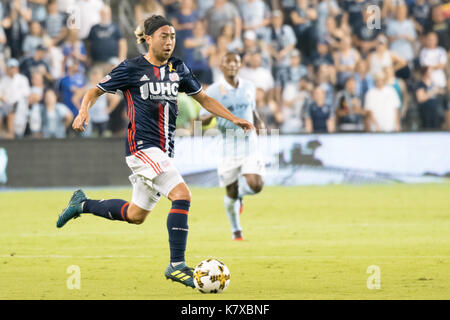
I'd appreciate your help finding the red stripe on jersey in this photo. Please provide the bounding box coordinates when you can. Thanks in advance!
[153,66,160,80]
[138,151,163,174]
[129,91,137,153]
[125,90,137,154]
[124,90,133,154]
[158,102,166,152]
[123,89,163,175]
[124,90,131,152]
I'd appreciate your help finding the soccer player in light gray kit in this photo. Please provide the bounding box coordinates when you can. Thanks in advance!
[200,52,266,241]
[56,15,254,289]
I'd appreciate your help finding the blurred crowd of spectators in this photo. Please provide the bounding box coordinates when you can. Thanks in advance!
[0,0,449,139]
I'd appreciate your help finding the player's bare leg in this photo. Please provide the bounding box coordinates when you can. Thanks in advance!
[238,173,264,214]
[242,174,264,194]
[126,203,151,224]
[168,182,191,202]
[226,180,239,199]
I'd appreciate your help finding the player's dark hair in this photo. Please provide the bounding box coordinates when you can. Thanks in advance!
[135,15,173,44]
[221,51,242,65]
[224,50,241,59]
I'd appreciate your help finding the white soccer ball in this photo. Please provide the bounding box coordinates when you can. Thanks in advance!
[193,258,231,293]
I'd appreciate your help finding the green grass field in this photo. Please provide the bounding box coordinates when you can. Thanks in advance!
[0,183,449,300]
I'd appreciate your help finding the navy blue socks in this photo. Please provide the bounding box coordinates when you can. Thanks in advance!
[167,200,190,263]
[82,199,129,222]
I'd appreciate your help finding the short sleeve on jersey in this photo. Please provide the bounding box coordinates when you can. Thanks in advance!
[97,60,130,93]
[178,62,202,96]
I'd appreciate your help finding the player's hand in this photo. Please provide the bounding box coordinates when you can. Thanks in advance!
[72,110,90,132]
[233,118,255,132]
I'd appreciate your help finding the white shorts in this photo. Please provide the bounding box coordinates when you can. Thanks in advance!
[217,153,266,187]
[126,147,185,211]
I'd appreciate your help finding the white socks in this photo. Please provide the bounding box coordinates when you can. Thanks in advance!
[224,195,242,233]
[238,176,255,198]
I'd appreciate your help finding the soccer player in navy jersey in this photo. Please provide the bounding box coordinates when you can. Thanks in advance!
[56,15,254,289]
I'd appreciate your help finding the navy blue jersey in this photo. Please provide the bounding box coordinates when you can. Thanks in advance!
[97,55,202,157]
[308,103,333,133]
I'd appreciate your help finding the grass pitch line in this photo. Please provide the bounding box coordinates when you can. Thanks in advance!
[0,231,147,237]
[0,254,448,259]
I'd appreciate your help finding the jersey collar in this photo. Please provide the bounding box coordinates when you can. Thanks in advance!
[141,54,168,68]
[220,77,241,90]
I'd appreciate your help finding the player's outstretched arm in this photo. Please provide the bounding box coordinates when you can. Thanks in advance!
[72,87,105,132]
[193,91,255,131]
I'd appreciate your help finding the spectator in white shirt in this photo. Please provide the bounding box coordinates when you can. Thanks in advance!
[57,0,76,13]
[368,34,407,77]
[419,32,447,89]
[77,0,104,40]
[0,58,30,138]
[239,51,274,94]
[364,72,401,132]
